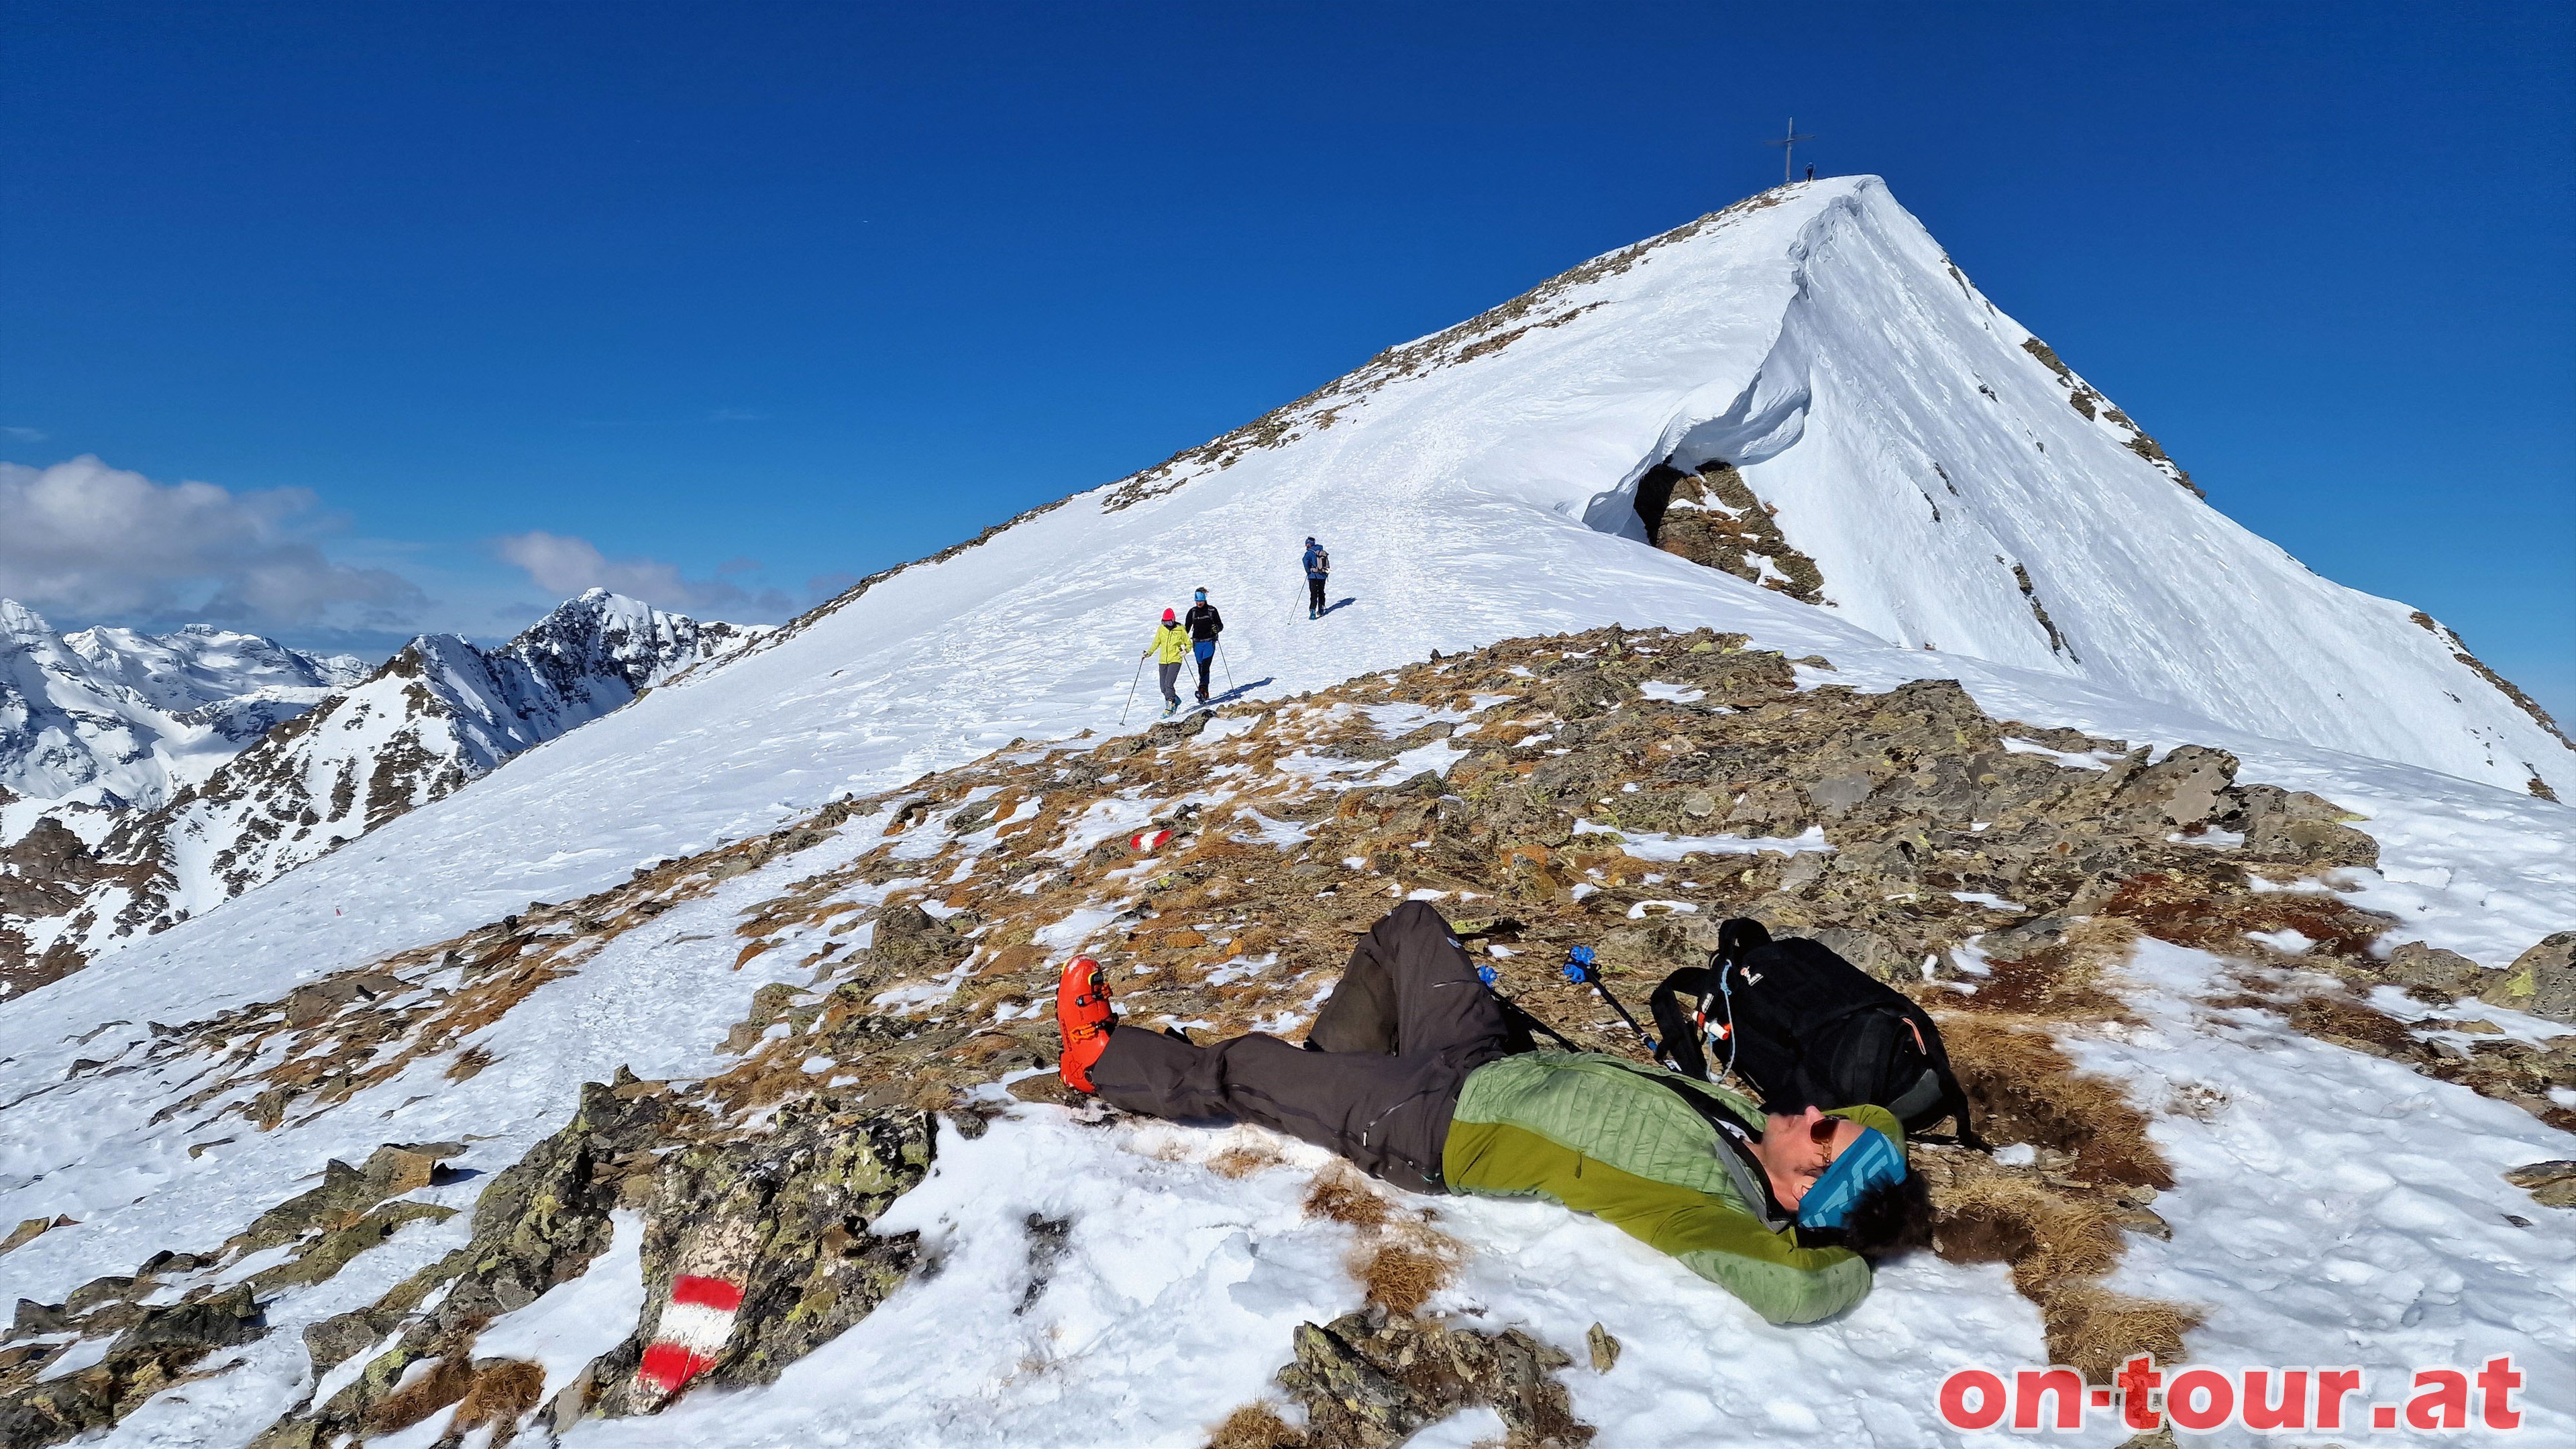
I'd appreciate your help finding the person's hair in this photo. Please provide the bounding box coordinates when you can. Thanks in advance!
[1805,1172,1935,1261]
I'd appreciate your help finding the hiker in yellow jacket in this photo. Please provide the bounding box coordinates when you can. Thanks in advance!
[1143,609,1192,717]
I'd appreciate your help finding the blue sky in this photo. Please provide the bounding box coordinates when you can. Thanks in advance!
[3,2,2569,719]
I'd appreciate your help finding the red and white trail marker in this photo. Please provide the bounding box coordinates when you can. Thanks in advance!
[637,1274,743,1395]
[1128,828,1174,853]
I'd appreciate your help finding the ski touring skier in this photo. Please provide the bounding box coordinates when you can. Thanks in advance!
[1301,536,1330,619]
[1054,902,1933,1325]
[1183,587,1224,703]
[1143,608,1191,716]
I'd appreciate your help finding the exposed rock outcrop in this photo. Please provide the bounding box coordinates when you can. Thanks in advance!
[1633,461,1827,604]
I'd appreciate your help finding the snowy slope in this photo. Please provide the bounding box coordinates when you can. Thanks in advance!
[0,600,367,810]
[0,591,761,996]
[0,631,2567,1449]
[3,174,2557,1014]
[0,178,2571,1448]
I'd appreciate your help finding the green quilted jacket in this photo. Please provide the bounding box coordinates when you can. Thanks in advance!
[1442,1051,1897,1325]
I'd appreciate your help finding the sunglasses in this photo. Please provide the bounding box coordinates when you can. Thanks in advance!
[1807,1114,1845,1172]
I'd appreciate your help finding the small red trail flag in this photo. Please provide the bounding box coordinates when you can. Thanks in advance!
[637,1273,743,1394]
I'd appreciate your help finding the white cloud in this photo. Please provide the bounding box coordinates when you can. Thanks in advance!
[2,426,45,442]
[494,531,790,619]
[0,455,425,628]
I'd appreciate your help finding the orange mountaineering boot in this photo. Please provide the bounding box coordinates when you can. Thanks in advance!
[1057,955,1114,1093]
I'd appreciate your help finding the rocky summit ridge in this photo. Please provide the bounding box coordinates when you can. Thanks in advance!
[0,590,761,999]
[2,627,2566,1448]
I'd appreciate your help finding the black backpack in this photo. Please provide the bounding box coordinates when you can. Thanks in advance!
[1649,919,1982,1145]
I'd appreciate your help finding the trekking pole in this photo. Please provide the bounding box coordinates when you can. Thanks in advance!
[1474,963,1583,1053]
[1561,946,1673,1067]
[1219,639,1236,690]
[1118,653,1144,726]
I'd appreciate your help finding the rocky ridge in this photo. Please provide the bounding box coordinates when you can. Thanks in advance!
[0,591,761,1000]
[5,626,2566,1448]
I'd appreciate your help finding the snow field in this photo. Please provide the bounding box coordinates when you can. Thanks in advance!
[564,1115,1367,1449]
[2072,939,2576,1446]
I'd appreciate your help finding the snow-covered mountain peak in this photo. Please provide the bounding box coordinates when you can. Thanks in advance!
[1082,176,2565,797]
[0,600,374,808]
[0,598,52,641]
[0,592,767,998]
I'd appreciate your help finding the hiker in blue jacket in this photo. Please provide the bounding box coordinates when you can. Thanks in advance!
[1302,537,1330,619]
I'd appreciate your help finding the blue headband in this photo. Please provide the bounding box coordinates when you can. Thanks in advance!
[1797,1126,1905,1230]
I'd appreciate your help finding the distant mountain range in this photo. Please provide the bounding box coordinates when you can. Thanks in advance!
[0,600,370,808]
[0,590,761,996]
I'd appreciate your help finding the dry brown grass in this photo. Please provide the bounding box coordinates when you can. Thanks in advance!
[2101,871,2391,959]
[1205,1403,1305,1449]
[364,1354,474,1434]
[1301,1164,1390,1230]
[1936,1015,2173,1189]
[1358,1240,1453,1316]
[2043,1283,2203,1383]
[1931,1174,2123,1293]
[453,1358,546,1428]
[1923,1148,2200,1384]
[2267,992,2420,1055]
[1208,1143,1282,1179]
[1945,918,2142,1020]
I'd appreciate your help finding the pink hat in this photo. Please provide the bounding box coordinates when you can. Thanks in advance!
[1162,608,1177,622]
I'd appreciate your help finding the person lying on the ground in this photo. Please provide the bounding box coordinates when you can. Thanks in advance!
[1054,902,1933,1325]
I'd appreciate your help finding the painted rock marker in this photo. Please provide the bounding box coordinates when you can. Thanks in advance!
[638,1273,743,1394]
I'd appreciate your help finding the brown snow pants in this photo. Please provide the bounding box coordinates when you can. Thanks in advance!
[1091,902,1509,1194]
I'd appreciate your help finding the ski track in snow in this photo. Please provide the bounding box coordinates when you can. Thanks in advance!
[1,176,2572,1447]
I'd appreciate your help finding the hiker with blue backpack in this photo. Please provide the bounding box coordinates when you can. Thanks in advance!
[1055,902,1949,1324]
[1301,537,1330,619]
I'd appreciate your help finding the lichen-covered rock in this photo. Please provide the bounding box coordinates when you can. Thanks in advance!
[253,1075,930,1446]
[2379,941,2487,996]
[868,903,967,979]
[0,1284,265,1449]
[268,1072,700,1444]
[586,1099,932,1415]
[2229,785,2378,868]
[2504,1160,2576,1209]
[1271,1309,1593,1449]
[2482,932,2576,1023]
[229,1140,462,1253]
[2109,746,2237,833]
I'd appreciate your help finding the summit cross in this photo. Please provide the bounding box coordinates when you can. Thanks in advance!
[1768,117,1817,184]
